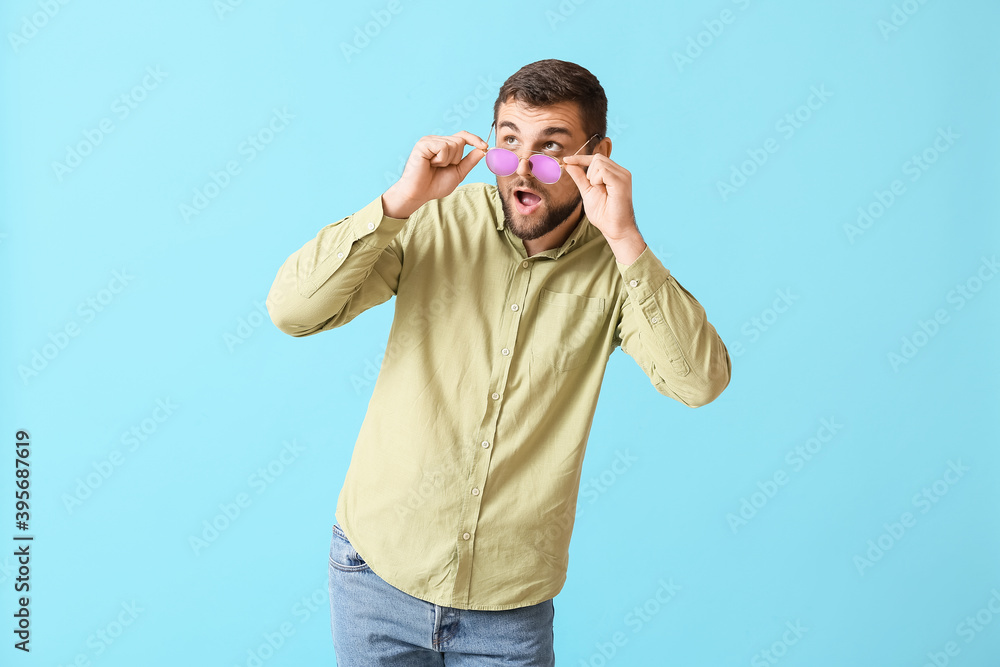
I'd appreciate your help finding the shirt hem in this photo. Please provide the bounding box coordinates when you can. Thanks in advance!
[335,511,559,611]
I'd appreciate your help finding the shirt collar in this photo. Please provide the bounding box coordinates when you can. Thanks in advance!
[489,185,595,259]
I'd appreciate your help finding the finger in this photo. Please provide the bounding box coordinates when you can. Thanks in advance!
[575,156,628,186]
[419,138,452,166]
[454,130,489,152]
[590,161,631,190]
[564,163,592,196]
[444,135,477,158]
[455,145,485,180]
[586,167,627,197]
[562,154,596,167]
[427,139,463,167]
[429,149,451,167]
[437,135,477,166]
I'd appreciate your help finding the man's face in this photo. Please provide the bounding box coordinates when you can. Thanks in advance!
[493,99,592,242]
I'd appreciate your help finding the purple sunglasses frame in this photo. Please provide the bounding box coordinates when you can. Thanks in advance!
[480,122,600,184]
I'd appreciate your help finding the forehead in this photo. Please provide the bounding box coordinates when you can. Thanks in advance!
[495,99,584,136]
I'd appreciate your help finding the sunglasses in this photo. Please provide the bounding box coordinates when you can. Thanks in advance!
[481,123,600,184]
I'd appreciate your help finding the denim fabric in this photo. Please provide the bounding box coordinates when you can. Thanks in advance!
[328,524,555,666]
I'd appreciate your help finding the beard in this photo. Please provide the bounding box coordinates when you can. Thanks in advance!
[499,183,583,242]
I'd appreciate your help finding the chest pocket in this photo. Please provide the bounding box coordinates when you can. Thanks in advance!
[529,288,606,372]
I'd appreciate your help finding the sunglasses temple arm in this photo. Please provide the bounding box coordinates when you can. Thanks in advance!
[482,124,495,151]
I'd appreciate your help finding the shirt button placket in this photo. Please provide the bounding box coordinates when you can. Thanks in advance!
[462,257,530,598]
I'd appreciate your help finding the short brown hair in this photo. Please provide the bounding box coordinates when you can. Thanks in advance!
[492,59,607,142]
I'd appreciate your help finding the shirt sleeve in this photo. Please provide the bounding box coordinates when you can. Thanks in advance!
[266,194,409,337]
[613,245,732,407]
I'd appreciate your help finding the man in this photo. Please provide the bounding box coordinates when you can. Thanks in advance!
[266,59,731,665]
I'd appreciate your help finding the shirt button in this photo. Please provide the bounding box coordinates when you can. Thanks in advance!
[367,222,375,230]
[511,304,518,312]
[463,532,471,541]
[491,392,500,400]
[481,440,490,449]
[651,316,660,324]
[337,252,344,259]
[471,488,480,496]
[521,261,529,268]
[629,279,639,287]
[501,348,509,356]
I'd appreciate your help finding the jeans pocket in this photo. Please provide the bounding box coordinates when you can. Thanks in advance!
[329,524,370,572]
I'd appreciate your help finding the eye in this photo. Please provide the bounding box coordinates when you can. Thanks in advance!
[544,141,561,152]
[503,136,518,146]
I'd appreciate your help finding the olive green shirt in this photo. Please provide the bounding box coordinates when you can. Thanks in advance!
[266,182,731,610]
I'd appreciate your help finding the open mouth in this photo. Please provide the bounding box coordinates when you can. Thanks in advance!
[514,189,542,215]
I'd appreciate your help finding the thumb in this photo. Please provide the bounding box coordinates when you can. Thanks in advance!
[564,163,590,196]
[456,147,485,180]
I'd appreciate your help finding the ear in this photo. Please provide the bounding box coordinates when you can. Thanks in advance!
[594,136,612,159]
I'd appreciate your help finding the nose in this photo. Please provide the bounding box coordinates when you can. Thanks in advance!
[514,154,533,179]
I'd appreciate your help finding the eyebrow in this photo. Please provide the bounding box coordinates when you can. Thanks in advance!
[497,120,573,139]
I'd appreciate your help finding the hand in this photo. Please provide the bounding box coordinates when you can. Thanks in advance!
[382,131,488,218]
[562,153,637,241]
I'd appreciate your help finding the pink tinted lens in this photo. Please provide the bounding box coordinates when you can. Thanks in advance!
[485,148,519,176]
[528,155,561,183]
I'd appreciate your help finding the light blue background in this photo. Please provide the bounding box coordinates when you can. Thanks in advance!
[2,0,998,665]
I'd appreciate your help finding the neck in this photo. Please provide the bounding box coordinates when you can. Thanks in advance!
[523,201,584,257]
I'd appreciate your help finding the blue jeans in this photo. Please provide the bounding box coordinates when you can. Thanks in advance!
[328,523,556,666]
